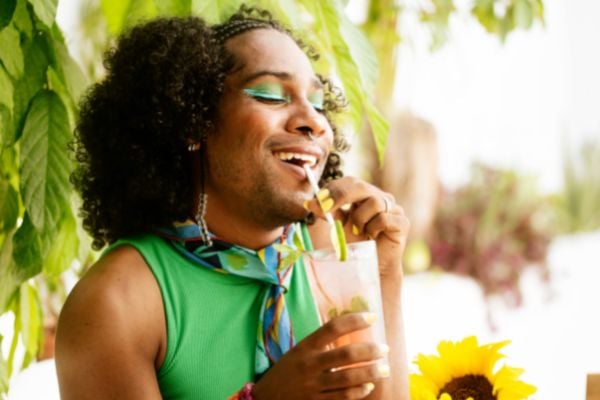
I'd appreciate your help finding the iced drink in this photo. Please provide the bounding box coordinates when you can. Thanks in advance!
[304,240,387,362]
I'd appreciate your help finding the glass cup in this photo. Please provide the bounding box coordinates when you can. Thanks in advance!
[304,240,388,365]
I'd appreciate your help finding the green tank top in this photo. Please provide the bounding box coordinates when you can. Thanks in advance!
[110,234,320,399]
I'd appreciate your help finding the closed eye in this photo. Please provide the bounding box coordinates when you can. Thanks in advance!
[311,102,325,113]
[243,88,290,104]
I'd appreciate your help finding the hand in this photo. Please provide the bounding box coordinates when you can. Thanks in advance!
[252,313,390,400]
[304,176,410,278]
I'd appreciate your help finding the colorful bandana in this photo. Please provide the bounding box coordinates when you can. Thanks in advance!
[156,222,301,375]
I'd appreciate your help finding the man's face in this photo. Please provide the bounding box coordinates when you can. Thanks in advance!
[204,28,334,230]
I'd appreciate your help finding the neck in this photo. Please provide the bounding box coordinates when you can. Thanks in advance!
[205,206,286,250]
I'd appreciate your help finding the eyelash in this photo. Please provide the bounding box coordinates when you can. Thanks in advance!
[245,90,325,113]
[251,92,290,104]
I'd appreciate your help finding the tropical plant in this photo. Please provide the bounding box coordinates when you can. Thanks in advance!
[427,163,554,306]
[0,0,90,392]
[0,0,545,396]
[552,139,600,233]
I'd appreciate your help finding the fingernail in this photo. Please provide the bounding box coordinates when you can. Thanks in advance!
[317,188,330,201]
[321,198,334,213]
[362,312,377,325]
[303,200,310,210]
[378,364,390,377]
[378,343,390,354]
[363,382,375,393]
[352,224,360,236]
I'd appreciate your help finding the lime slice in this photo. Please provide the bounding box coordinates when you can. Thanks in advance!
[330,219,348,261]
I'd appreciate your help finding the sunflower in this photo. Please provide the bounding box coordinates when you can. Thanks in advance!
[410,336,536,400]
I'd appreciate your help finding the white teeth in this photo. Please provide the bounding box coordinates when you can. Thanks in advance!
[275,152,317,167]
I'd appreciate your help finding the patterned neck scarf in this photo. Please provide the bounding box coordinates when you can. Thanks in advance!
[156,222,300,375]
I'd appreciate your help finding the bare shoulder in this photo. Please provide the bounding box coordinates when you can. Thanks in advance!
[55,245,165,400]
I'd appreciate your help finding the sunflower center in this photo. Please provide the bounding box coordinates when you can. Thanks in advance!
[438,374,496,400]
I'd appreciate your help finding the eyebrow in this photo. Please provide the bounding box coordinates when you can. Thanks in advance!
[240,70,323,89]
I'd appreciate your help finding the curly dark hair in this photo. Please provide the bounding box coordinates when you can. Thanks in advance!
[71,6,349,250]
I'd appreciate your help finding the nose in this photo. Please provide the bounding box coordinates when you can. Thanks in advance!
[285,100,330,140]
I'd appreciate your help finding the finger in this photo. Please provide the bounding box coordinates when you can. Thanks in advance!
[315,342,389,370]
[320,362,390,391]
[318,382,376,400]
[362,212,405,243]
[304,177,375,219]
[297,312,378,351]
[347,196,385,235]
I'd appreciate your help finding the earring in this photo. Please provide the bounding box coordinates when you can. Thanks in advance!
[195,132,211,246]
[187,143,201,152]
[195,192,212,246]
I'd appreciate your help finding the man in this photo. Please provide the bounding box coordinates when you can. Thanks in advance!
[56,7,410,399]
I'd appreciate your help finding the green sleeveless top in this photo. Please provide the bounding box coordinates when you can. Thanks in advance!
[110,234,320,399]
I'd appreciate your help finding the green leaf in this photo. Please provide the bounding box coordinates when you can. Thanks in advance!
[28,0,57,28]
[12,214,50,280]
[0,0,17,30]
[191,0,243,24]
[7,296,20,376]
[101,0,131,35]
[338,10,378,93]
[471,0,498,34]
[44,209,79,278]
[257,0,302,28]
[154,0,191,16]
[18,283,43,368]
[299,0,362,131]
[0,231,22,310]
[101,0,158,34]
[513,0,534,29]
[10,34,51,145]
[12,0,33,38]
[364,100,389,165]
[533,0,545,25]
[123,0,158,29]
[0,104,8,145]
[0,24,24,80]
[0,335,8,394]
[54,40,88,105]
[0,64,14,113]
[0,179,19,232]
[20,90,72,231]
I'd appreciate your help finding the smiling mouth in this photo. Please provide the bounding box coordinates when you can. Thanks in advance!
[274,151,318,168]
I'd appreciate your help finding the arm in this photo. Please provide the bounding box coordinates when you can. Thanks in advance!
[55,246,166,400]
[305,176,411,400]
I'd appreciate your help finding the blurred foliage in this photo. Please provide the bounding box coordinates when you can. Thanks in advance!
[471,0,544,41]
[552,139,600,233]
[361,0,545,114]
[427,163,554,306]
[0,0,93,390]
